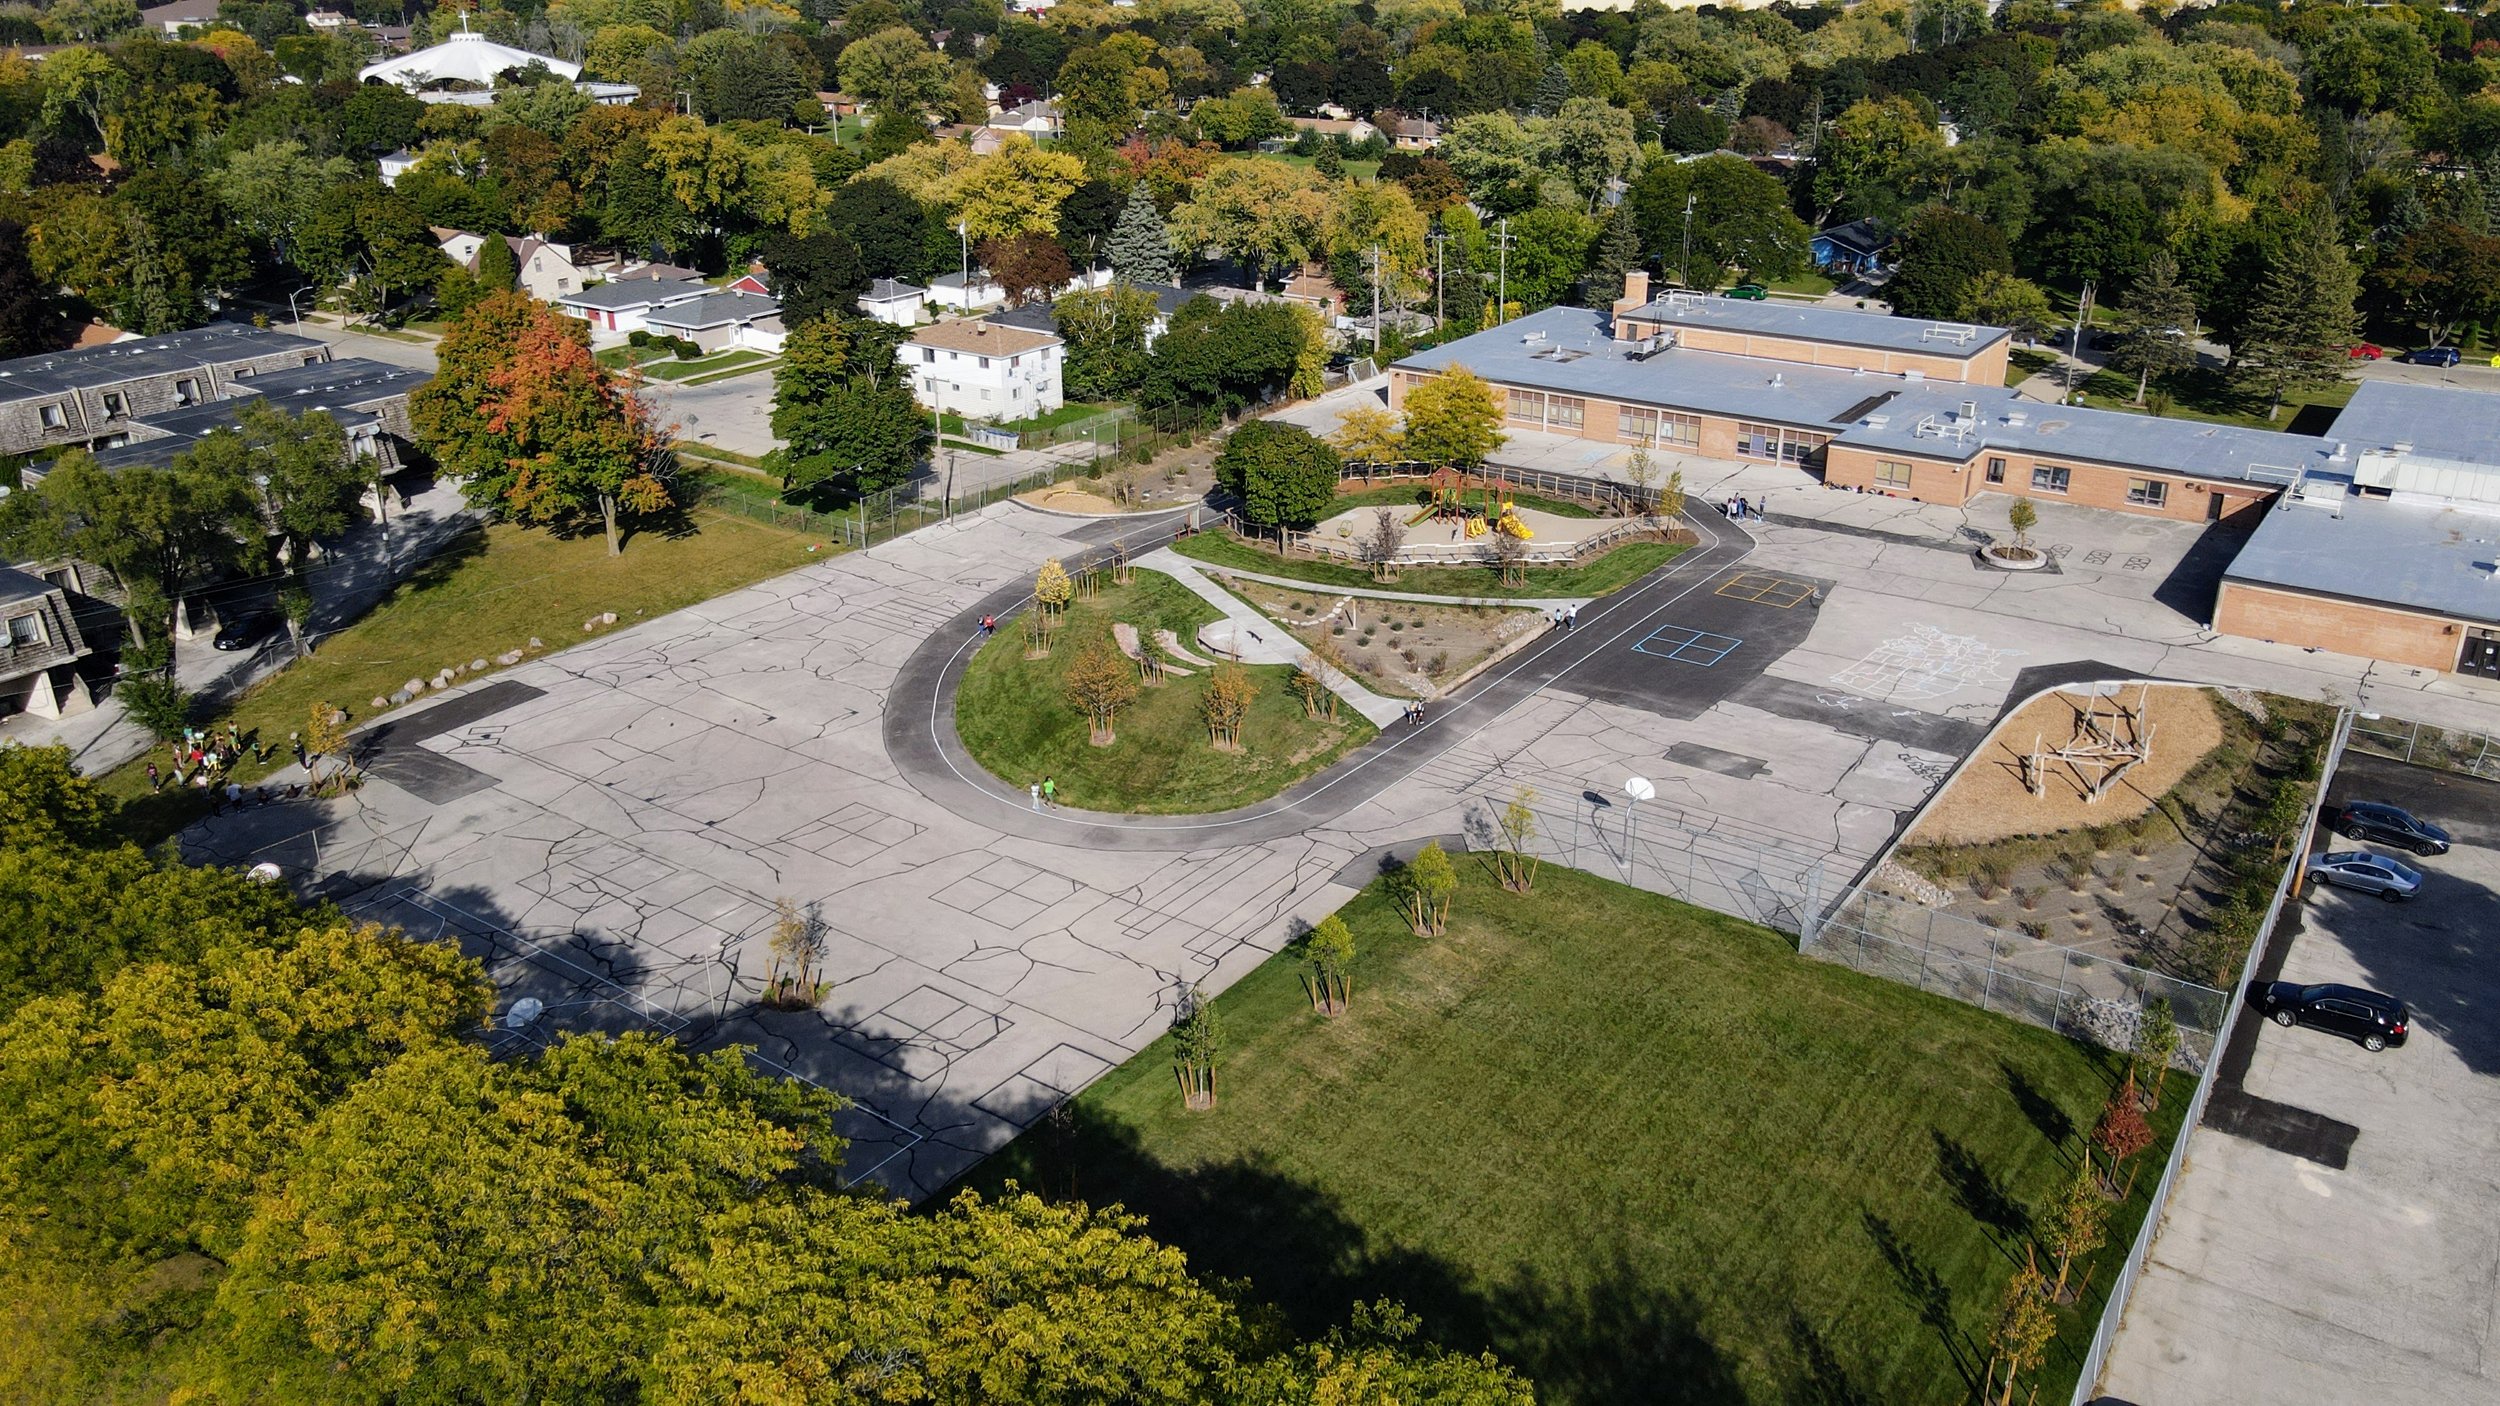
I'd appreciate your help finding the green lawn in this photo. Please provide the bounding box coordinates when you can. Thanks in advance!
[953,570,1374,813]
[1258,152,1383,183]
[598,347,772,382]
[1173,530,1681,600]
[2008,348,2057,387]
[967,865,2184,1406]
[1329,483,1600,520]
[1766,271,1838,297]
[994,401,1124,434]
[2059,364,2356,431]
[105,513,831,843]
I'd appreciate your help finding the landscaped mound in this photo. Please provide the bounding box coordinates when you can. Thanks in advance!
[1906,684,2223,846]
[954,569,1374,814]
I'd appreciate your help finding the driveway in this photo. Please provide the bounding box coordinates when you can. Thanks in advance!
[2097,751,2500,1404]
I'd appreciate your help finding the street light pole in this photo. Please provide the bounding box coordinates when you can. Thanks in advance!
[1370,243,1382,360]
[1429,223,1446,331]
[1680,193,1696,290]
[1496,217,1511,326]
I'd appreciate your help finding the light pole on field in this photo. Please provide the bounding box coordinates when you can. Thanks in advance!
[1622,775,1654,874]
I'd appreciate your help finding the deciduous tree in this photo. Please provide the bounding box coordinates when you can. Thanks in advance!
[1402,839,1456,936]
[1216,421,1340,530]
[472,320,674,556]
[1307,914,1355,1014]
[1887,207,2010,321]
[760,229,867,329]
[765,318,927,504]
[1064,641,1138,745]
[1400,365,1505,470]
[1329,406,1405,466]
[1200,663,1258,750]
[1494,785,1540,893]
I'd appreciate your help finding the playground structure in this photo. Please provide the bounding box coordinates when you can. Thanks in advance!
[1415,466,1534,539]
[2024,684,2158,804]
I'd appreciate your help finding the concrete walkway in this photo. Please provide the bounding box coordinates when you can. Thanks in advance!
[1142,552,1409,726]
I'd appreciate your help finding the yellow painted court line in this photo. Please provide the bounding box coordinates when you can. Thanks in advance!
[1714,573,1815,607]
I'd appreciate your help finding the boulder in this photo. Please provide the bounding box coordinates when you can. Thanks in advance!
[403,677,426,695]
[600,611,618,625]
[495,650,524,666]
[471,658,489,672]
[527,636,543,650]
[389,689,413,706]
[370,695,389,710]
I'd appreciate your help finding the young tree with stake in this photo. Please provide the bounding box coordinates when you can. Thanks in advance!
[1402,840,1457,936]
[1307,914,1355,1015]
[1063,642,1138,746]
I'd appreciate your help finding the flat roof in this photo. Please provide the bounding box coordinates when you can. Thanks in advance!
[2325,379,2500,467]
[1834,385,2333,486]
[1625,294,2009,361]
[0,324,326,404]
[84,357,427,469]
[2226,495,2500,626]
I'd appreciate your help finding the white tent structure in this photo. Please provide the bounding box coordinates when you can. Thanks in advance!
[359,25,580,91]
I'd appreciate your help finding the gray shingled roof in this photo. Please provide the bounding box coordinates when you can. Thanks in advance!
[643,290,780,330]
[0,566,52,607]
[863,278,926,301]
[557,277,706,312]
[0,324,327,406]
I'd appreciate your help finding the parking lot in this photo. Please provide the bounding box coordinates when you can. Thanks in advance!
[2099,751,2500,1403]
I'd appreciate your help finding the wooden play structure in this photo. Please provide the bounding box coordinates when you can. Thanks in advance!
[1412,466,1533,540]
[2024,684,2157,804]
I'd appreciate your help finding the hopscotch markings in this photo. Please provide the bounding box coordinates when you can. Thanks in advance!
[1830,624,2021,704]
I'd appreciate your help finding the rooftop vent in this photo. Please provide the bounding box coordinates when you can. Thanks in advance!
[2004,410,2028,427]
[1902,369,1925,381]
[1863,414,1891,429]
[1521,330,1547,344]
[1919,324,1979,346]
[1768,373,1784,388]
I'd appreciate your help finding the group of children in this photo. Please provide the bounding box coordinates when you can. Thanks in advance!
[146,725,314,814]
[1027,776,1059,809]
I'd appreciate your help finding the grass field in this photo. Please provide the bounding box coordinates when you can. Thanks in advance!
[953,570,1373,813]
[106,512,828,842]
[1258,152,1383,183]
[1173,530,1681,600]
[968,865,2184,1406]
[2064,364,2356,431]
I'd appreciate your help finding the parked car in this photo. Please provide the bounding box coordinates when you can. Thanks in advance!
[2333,801,2451,855]
[2305,850,2422,901]
[1722,283,1769,300]
[2251,982,2410,1052]
[210,611,280,652]
[2348,343,2384,360]
[2402,346,2463,367]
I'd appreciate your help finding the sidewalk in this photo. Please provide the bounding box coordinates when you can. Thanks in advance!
[1138,549,1408,726]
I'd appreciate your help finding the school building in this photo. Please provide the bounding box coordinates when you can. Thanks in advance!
[1388,281,2500,678]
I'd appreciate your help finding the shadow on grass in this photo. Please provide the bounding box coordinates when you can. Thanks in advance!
[976,1098,1748,1406]
[1932,1128,2033,1254]
[2001,1058,2077,1151]
[1861,1210,1979,1392]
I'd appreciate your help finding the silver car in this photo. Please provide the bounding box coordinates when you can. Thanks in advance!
[2306,850,2423,902]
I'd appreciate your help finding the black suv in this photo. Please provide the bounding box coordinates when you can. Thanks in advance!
[2253,982,2410,1052]
[2334,801,2450,856]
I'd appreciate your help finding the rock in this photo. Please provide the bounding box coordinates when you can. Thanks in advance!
[495,650,523,666]
[389,689,412,705]
[370,695,389,710]
[404,677,426,695]
[600,611,617,625]
[584,621,597,633]
[471,658,489,672]
[526,637,543,650]
[327,709,348,726]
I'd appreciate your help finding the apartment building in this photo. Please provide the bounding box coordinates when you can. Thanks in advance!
[0,324,331,458]
[901,319,1063,419]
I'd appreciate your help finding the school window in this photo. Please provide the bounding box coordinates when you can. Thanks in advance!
[1659,413,1699,448]
[37,403,63,428]
[2126,478,2168,507]
[2032,464,2071,493]
[1507,389,1541,422]
[1986,456,2006,484]
[175,378,198,405]
[1618,407,1654,442]
[7,614,41,648]
[1874,460,1913,491]
[1547,396,1584,431]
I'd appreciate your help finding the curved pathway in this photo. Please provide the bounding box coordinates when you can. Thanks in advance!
[880,505,1757,850]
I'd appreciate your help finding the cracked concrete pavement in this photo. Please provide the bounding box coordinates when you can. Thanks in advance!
[180,477,2500,1203]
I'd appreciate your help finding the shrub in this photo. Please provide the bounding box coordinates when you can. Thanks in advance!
[628,329,650,347]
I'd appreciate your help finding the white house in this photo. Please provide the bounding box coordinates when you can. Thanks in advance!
[984,99,1062,139]
[859,278,928,326]
[554,275,707,340]
[926,271,1006,314]
[377,149,420,187]
[139,0,218,36]
[642,290,787,354]
[902,319,1063,420]
[434,228,592,301]
[304,8,353,29]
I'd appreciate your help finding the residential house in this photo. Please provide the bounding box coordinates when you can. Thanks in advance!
[927,271,1007,314]
[817,91,862,118]
[859,279,929,326]
[140,0,218,35]
[901,319,1063,420]
[985,99,1063,140]
[725,267,772,296]
[0,567,93,721]
[1279,265,1350,322]
[434,228,591,301]
[378,148,420,187]
[1811,219,1891,275]
[0,324,331,458]
[1377,111,1440,151]
[304,8,353,28]
[982,281,1198,346]
[1288,116,1381,144]
[554,275,708,340]
[641,291,787,355]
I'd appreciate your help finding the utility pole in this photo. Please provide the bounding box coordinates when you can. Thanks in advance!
[1370,243,1382,359]
[1680,193,1696,290]
[957,220,970,307]
[1428,224,1447,331]
[1495,217,1511,326]
[2065,279,2096,401]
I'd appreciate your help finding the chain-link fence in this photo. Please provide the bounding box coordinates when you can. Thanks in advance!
[1462,794,1828,939]
[683,458,1080,549]
[2348,711,2500,780]
[1805,890,2231,1071]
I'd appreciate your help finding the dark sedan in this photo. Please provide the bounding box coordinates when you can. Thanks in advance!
[211,611,280,652]
[2402,345,2463,367]
[2252,982,2410,1052]
[2334,801,2451,856]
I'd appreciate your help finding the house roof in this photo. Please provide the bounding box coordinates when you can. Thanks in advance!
[0,565,53,607]
[1815,219,1890,256]
[908,319,1059,355]
[556,277,706,312]
[928,272,999,293]
[86,359,430,469]
[1281,271,1343,302]
[140,0,219,22]
[1626,292,2007,360]
[643,290,781,330]
[980,282,1198,335]
[0,324,327,406]
[989,99,1060,126]
[359,29,580,88]
[862,278,928,301]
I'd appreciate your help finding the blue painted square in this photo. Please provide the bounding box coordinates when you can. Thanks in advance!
[1631,626,1741,667]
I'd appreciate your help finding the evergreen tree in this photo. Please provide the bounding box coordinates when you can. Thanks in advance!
[2110,252,2200,403]
[475,232,518,292]
[1586,207,1642,308]
[2231,208,2360,421]
[1107,184,1177,286]
[1534,62,1569,119]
